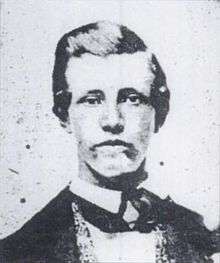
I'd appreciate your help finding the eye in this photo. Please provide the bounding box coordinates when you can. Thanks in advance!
[127,94,141,104]
[85,96,101,105]
[119,94,141,105]
[77,95,103,106]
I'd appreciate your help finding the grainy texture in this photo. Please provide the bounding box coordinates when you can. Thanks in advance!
[0,3,219,260]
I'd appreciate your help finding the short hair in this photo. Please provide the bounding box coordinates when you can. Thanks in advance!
[52,21,170,132]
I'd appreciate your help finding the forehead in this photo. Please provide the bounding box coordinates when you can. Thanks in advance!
[65,52,154,95]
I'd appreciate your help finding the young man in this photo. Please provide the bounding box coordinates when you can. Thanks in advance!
[0,21,219,263]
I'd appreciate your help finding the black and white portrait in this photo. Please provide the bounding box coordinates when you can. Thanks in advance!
[0,1,219,262]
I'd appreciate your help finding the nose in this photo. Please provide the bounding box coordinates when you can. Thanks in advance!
[100,105,124,135]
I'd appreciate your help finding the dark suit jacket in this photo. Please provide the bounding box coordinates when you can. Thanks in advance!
[0,187,218,263]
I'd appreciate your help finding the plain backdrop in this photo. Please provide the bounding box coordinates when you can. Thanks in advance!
[0,0,219,240]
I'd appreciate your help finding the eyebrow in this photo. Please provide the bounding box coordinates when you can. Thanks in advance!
[87,89,105,96]
[118,87,139,95]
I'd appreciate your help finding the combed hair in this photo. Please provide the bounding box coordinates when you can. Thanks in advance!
[52,21,170,132]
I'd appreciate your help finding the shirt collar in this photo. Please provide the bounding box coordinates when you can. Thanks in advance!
[69,177,122,213]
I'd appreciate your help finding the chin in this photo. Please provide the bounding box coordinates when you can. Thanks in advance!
[85,157,147,191]
[95,165,131,178]
[91,156,141,177]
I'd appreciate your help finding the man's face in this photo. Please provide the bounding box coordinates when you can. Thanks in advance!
[66,52,155,177]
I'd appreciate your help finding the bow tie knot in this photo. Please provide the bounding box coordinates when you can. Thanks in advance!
[119,188,160,232]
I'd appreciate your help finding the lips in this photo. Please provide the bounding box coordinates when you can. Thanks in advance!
[90,139,138,160]
[90,139,134,150]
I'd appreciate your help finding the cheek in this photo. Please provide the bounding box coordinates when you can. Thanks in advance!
[123,106,154,146]
[139,114,153,145]
[70,108,101,143]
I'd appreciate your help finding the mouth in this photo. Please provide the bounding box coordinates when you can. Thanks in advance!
[91,139,133,149]
[90,140,138,159]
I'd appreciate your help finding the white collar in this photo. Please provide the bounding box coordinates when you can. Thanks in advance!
[69,177,122,213]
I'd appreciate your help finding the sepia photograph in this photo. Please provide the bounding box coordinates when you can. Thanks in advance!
[0,1,220,262]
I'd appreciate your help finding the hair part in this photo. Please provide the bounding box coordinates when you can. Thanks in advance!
[52,21,170,132]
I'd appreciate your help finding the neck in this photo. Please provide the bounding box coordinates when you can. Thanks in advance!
[78,159,148,191]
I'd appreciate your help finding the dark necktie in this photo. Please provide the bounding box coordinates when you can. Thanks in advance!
[74,187,158,233]
[118,187,161,233]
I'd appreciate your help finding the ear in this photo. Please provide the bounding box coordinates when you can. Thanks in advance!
[149,108,156,134]
[59,118,72,134]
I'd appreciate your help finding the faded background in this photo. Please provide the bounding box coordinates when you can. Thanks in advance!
[0,0,219,242]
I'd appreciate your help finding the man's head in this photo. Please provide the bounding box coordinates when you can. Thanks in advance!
[52,21,170,182]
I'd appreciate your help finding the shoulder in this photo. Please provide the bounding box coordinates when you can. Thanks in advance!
[0,187,76,262]
[138,188,219,257]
